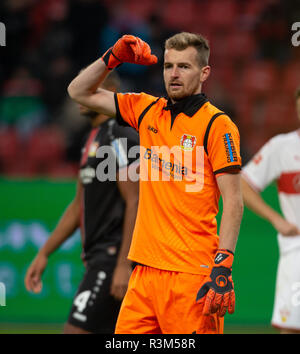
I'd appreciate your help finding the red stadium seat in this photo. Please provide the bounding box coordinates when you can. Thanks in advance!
[242,0,268,17]
[162,0,197,30]
[234,95,253,127]
[46,162,78,178]
[241,61,278,97]
[208,64,235,92]
[126,0,156,20]
[237,92,297,155]
[204,0,238,29]
[264,94,299,135]
[244,130,270,157]
[3,159,37,177]
[264,96,289,125]
[282,62,300,96]
[26,126,66,172]
[227,31,257,62]
[0,128,19,166]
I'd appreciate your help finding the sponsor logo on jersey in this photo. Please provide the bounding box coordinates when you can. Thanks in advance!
[88,142,99,157]
[80,166,96,184]
[180,134,197,151]
[144,148,187,176]
[223,133,238,163]
[141,145,205,191]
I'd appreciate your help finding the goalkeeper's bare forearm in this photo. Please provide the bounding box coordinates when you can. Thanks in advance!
[68,59,116,117]
[217,173,244,253]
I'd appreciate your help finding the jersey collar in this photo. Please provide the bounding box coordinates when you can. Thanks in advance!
[163,93,208,129]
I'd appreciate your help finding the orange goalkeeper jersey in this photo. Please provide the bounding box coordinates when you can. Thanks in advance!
[114,92,241,275]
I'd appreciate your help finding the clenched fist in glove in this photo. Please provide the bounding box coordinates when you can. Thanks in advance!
[196,249,235,317]
[101,35,158,70]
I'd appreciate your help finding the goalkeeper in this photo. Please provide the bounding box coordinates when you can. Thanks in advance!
[25,72,139,334]
[67,33,244,334]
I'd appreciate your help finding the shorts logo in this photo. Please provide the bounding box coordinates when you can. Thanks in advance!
[180,134,197,151]
[223,133,238,163]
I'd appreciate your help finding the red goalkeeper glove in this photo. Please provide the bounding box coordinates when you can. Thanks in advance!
[196,249,235,317]
[101,35,158,70]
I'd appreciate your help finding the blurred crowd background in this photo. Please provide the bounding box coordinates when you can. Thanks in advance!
[0,0,300,178]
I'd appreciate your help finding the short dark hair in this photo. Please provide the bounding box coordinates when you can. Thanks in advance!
[165,32,210,67]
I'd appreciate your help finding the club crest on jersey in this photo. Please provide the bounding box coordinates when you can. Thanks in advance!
[88,142,99,157]
[180,134,197,151]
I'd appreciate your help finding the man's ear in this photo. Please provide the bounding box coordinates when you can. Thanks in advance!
[200,65,211,83]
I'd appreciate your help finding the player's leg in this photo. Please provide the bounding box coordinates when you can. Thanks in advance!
[279,328,300,334]
[63,323,91,334]
[66,259,122,334]
[271,250,300,334]
[115,265,161,334]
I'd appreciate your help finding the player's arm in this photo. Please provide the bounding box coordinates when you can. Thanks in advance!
[68,35,157,116]
[68,59,115,116]
[217,173,244,252]
[24,180,82,293]
[242,177,300,236]
[110,166,139,301]
[196,172,243,317]
[203,114,244,251]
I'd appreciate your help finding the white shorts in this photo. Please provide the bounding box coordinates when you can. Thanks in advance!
[271,248,300,330]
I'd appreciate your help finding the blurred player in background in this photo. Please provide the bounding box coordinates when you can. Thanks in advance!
[67,32,243,334]
[242,87,300,334]
[24,72,139,334]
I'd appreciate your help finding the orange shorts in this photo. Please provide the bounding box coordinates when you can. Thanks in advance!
[115,265,224,334]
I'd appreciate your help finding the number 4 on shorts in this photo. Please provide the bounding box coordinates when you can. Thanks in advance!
[74,290,91,312]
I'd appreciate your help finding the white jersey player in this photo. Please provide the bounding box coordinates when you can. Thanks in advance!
[241,88,300,334]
